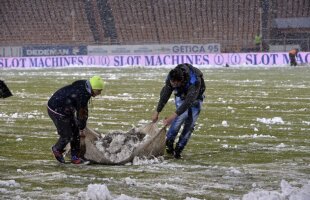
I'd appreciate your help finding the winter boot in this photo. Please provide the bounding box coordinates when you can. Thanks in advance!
[165,140,174,155]
[174,146,183,159]
[71,155,88,164]
[51,146,65,163]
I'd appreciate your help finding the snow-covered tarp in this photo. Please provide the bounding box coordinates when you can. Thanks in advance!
[80,123,166,165]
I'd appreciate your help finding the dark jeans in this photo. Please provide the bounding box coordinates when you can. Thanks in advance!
[48,108,80,156]
[289,53,297,66]
[166,97,202,152]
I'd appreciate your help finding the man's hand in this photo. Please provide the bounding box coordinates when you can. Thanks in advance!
[80,129,86,137]
[163,113,178,126]
[151,112,159,123]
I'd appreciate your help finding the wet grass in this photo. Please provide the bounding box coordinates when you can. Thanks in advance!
[0,66,310,199]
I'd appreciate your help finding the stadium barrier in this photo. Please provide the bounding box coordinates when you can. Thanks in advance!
[0,46,23,57]
[0,52,309,68]
[22,46,87,57]
[88,44,221,55]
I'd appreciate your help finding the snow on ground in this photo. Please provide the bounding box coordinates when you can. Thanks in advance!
[1,67,309,199]
[1,178,309,200]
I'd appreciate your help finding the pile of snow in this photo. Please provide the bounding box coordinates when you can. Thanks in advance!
[79,184,112,200]
[302,121,310,125]
[94,130,149,163]
[276,143,286,148]
[77,184,137,200]
[238,134,276,139]
[227,167,242,175]
[242,180,310,200]
[83,123,166,164]
[222,120,229,127]
[256,117,284,125]
[132,156,164,165]
[124,177,137,186]
[0,180,20,188]
[95,129,150,163]
[222,144,237,149]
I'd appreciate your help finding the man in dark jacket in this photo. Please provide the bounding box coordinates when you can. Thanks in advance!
[152,63,205,159]
[48,75,104,164]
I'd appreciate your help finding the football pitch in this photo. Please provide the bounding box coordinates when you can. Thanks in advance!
[0,66,309,199]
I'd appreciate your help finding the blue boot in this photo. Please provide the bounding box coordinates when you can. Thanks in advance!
[71,155,88,164]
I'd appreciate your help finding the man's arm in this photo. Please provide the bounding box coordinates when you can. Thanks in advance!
[156,81,173,113]
[152,80,173,123]
[163,83,200,126]
[77,107,88,130]
[76,93,89,130]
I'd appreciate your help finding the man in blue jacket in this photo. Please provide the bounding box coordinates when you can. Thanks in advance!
[152,63,205,159]
[47,75,104,164]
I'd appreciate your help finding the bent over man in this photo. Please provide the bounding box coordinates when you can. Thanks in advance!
[152,63,205,159]
[47,75,104,164]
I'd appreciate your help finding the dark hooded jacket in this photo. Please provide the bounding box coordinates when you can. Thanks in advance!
[156,63,205,116]
[48,80,91,130]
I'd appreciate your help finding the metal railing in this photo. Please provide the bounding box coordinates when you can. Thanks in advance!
[264,38,310,51]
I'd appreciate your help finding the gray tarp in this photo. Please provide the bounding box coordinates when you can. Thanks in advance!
[80,123,166,165]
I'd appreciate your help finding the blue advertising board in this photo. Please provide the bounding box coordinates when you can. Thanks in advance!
[22,45,87,57]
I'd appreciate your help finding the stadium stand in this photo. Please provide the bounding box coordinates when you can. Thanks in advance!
[0,0,94,45]
[0,0,309,52]
[268,0,310,50]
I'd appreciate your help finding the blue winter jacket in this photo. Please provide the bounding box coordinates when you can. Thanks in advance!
[156,63,205,116]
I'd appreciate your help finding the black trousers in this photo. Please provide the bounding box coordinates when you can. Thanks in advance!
[289,53,297,66]
[48,108,80,156]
